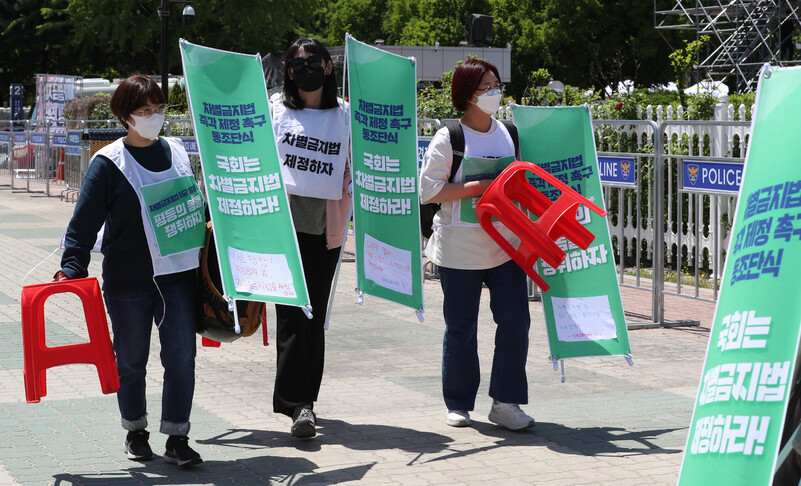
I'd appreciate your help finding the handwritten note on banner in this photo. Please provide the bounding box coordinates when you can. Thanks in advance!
[228,247,297,298]
[363,233,413,295]
[552,295,617,342]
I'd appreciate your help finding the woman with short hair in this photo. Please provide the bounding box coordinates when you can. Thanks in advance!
[55,74,203,466]
[419,59,535,430]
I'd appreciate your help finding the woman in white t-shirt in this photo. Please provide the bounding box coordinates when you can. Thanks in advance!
[269,37,351,439]
[419,59,535,431]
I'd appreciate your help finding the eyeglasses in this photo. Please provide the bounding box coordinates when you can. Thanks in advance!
[475,83,504,94]
[287,54,323,71]
[133,104,168,117]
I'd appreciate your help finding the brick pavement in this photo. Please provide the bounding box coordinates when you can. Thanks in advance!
[0,179,715,485]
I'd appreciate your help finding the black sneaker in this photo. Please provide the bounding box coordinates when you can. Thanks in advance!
[164,435,203,467]
[124,430,154,461]
[291,405,316,438]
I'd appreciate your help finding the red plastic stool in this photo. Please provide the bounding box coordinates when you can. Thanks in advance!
[20,277,119,403]
[476,161,607,292]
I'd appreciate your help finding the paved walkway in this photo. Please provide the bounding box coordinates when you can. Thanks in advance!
[0,178,714,485]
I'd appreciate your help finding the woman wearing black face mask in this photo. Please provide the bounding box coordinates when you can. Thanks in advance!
[269,37,351,439]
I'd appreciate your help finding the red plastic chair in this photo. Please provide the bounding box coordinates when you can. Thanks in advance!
[20,277,119,403]
[475,161,607,292]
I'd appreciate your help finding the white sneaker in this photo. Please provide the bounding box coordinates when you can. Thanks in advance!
[488,400,535,430]
[446,410,472,427]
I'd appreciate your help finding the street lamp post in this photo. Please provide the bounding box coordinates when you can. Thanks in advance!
[158,0,195,98]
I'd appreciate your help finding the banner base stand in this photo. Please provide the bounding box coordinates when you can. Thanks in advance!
[626,319,701,330]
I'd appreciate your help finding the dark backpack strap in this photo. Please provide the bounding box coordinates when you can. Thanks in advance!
[443,119,465,183]
[500,119,520,159]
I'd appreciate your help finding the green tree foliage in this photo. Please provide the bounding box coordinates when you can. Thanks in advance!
[167,82,188,113]
[1,0,321,107]
[310,0,388,47]
[0,0,72,105]
[2,0,697,110]
[385,0,488,46]
[669,35,710,105]
[417,71,460,121]
[491,0,682,98]
[89,94,114,121]
[64,94,110,120]
[63,0,322,77]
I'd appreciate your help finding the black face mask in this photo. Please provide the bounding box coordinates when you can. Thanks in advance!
[293,66,326,93]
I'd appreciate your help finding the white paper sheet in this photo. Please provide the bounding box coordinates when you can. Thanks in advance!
[228,246,297,298]
[552,295,617,342]
[363,233,413,295]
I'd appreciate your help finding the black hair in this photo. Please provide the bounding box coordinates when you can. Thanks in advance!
[281,37,338,110]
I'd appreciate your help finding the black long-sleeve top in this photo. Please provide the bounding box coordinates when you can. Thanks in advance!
[59,138,194,292]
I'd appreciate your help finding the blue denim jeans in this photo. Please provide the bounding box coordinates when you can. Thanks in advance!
[439,259,531,411]
[103,276,197,436]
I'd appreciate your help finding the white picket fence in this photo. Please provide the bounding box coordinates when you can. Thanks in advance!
[593,102,753,308]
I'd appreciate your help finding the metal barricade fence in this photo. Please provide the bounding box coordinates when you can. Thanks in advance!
[660,120,749,303]
[593,119,665,325]
[0,123,14,187]
[4,116,751,326]
[593,118,751,326]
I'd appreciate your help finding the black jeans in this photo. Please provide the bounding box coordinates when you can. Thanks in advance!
[273,232,340,416]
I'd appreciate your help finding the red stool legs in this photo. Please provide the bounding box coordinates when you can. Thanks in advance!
[476,161,607,292]
[20,277,119,403]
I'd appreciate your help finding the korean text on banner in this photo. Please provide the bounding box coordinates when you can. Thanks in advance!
[511,105,631,363]
[346,35,424,314]
[180,40,309,310]
[678,65,801,486]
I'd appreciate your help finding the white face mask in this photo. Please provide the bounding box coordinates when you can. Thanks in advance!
[129,112,165,140]
[472,89,503,115]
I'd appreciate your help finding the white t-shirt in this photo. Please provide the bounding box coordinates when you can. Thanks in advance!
[419,118,520,270]
[271,93,349,200]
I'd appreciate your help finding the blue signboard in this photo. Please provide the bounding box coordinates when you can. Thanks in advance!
[180,137,199,155]
[52,134,67,146]
[31,133,47,145]
[417,137,431,168]
[10,84,23,121]
[682,159,743,195]
[598,156,636,186]
[0,133,9,143]
[65,130,82,155]
[13,133,26,144]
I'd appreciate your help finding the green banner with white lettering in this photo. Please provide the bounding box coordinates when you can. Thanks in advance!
[140,175,205,256]
[511,104,631,363]
[180,40,309,311]
[346,35,423,315]
[678,66,801,485]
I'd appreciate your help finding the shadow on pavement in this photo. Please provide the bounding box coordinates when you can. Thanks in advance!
[53,455,374,485]
[528,422,685,456]
[422,421,684,463]
[197,418,455,455]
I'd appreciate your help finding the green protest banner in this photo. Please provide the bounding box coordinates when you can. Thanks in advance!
[678,65,801,485]
[180,40,310,313]
[511,105,631,369]
[346,35,424,316]
[459,155,516,224]
[139,175,205,256]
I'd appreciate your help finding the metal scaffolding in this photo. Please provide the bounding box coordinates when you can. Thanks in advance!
[655,0,801,92]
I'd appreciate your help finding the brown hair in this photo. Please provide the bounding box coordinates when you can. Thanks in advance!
[110,74,166,126]
[451,59,501,112]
